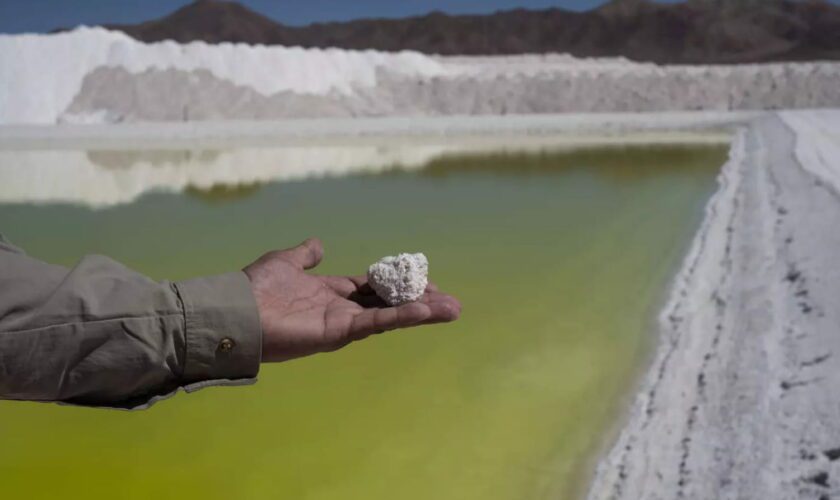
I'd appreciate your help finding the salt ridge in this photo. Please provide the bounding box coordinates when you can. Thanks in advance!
[0,27,448,124]
[3,29,840,124]
[588,110,840,499]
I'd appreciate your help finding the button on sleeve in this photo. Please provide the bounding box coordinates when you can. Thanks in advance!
[174,272,262,386]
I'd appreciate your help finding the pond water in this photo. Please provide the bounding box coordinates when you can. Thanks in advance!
[0,142,725,499]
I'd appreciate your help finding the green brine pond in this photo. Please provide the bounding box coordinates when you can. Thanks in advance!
[0,141,726,499]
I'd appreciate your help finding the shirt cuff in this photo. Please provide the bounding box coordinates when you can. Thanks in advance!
[174,272,262,386]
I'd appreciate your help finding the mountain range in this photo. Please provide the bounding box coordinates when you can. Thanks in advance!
[94,0,840,64]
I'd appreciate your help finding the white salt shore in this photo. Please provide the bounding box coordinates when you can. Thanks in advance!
[587,110,840,500]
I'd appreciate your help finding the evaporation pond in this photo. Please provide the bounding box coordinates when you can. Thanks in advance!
[0,142,726,499]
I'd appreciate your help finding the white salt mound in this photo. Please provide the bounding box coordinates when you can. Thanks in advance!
[0,27,447,124]
[5,28,840,124]
[367,253,429,306]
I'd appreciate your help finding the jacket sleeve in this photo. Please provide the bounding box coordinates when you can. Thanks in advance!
[0,234,262,410]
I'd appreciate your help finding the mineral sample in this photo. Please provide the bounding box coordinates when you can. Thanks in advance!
[367,253,429,306]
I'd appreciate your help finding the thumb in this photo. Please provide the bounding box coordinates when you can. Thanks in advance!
[278,237,324,270]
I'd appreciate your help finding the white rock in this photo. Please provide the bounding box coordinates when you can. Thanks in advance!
[367,253,429,306]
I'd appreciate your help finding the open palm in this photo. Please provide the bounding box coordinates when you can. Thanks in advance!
[243,238,461,362]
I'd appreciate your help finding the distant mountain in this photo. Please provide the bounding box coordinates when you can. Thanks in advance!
[98,0,840,64]
[105,0,296,46]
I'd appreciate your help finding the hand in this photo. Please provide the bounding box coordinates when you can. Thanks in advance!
[243,238,462,362]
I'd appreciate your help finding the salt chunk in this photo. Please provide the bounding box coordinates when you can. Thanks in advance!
[367,253,429,306]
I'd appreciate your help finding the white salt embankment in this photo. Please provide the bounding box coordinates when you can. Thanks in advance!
[1,28,840,124]
[0,27,447,124]
[587,110,840,499]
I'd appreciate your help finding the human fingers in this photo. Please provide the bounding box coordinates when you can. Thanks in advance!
[340,287,457,310]
[276,237,323,270]
[333,282,459,310]
[326,276,439,298]
[418,290,461,312]
[348,297,460,340]
[417,292,461,324]
[338,276,438,295]
[320,275,370,297]
[348,302,432,339]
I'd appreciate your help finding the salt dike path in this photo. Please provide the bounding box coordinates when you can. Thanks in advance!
[587,110,840,500]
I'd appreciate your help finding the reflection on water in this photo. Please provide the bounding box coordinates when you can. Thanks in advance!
[184,182,265,204]
[0,142,726,500]
[88,149,224,169]
[0,142,726,208]
[0,144,451,207]
[421,146,726,181]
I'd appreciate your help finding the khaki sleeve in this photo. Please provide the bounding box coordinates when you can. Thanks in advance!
[0,236,262,410]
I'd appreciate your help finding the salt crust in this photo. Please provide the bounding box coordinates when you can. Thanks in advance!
[367,253,428,306]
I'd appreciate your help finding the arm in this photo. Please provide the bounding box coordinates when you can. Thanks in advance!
[0,236,460,410]
[0,234,261,409]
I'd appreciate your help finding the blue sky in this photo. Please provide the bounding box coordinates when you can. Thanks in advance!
[0,0,731,34]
